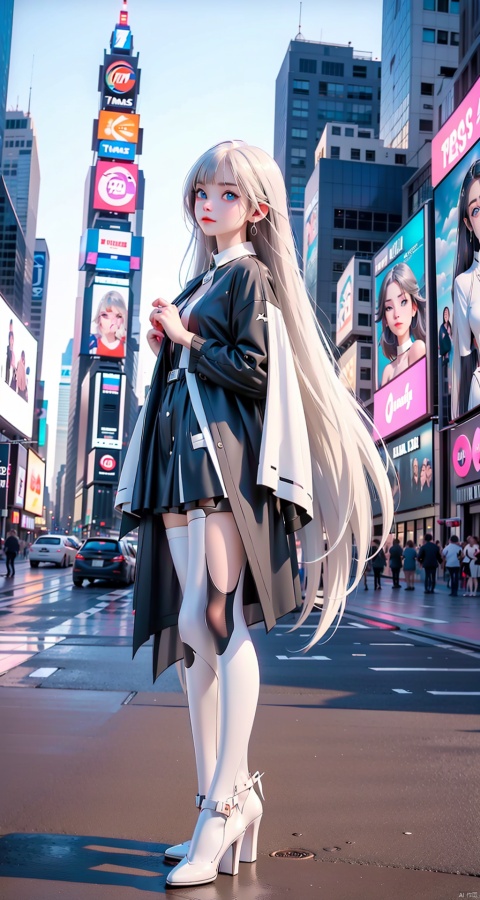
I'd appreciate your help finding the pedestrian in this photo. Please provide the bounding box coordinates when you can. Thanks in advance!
[388,538,403,588]
[371,539,387,590]
[462,535,480,596]
[442,535,462,597]
[402,539,417,590]
[115,140,393,888]
[4,529,20,577]
[417,533,443,593]
[362,556,372,590]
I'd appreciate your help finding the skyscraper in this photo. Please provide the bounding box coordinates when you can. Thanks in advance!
[30,237,49,376]
[0,0,14,161]
[380,0,459,165]
[64,0,143,536]
[274,38,381,249]
[52,339,73,525]
[1,112,40,321]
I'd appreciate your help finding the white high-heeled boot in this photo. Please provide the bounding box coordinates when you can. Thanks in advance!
[166,564,262,887]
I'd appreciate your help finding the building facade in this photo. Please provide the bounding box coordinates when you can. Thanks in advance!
[274,38,381,249]
[454,0,480,106]
[1,112,40,322]
[0,0,14,161]
[380,0,459,164]
[30,237,49,377]
[304,128,415,339]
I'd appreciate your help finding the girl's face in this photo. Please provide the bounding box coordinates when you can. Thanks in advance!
[464,178,480,242]
[412,458,419,478]
[443,308,450,324]
[384,280,416,343]
[99,306,124,337]
[194,165,251,248]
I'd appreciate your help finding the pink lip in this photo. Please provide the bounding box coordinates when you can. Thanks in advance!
[201,217,216,222]
[394,323,403,328]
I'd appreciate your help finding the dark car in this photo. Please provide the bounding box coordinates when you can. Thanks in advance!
[73,538,136,587]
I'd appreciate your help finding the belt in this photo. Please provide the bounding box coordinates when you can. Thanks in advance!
[166,368,187,383]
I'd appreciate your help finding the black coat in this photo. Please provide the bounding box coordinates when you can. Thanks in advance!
[417,541,442,568]
[4,535,19,554]
[122,256,310,680]
[388,543,403,569]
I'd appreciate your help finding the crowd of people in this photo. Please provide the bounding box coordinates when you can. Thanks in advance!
[364,533,480,597]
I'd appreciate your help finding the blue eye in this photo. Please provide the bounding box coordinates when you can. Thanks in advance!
[472,206,480,219]
[223,191,238,201]
[195,188,207,200]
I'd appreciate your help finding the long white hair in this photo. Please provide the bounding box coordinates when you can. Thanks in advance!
[182,140,393,646]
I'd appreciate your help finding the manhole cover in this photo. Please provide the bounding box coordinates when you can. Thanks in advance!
[270,849,315,860]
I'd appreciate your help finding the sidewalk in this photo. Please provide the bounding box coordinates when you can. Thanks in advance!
[348,569,480,650]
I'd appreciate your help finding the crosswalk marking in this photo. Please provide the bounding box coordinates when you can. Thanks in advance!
[276,655,331,661]
[370,667,480,672]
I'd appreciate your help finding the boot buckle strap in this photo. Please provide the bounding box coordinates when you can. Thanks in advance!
[201,797,237,817]
[195,793,205,809]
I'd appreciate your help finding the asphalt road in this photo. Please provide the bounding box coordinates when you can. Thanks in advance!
[0,563,479,899]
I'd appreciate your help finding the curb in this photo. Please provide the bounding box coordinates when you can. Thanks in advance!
[347,605,480,652]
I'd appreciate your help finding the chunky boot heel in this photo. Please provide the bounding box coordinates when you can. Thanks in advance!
[218,833,243,876]
[240,813,262,863]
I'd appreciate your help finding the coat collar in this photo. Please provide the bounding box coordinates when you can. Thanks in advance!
[212,241,256,269]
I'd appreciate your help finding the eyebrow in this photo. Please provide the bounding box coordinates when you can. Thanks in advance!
[468,195,480,208]
[195,182,238,188]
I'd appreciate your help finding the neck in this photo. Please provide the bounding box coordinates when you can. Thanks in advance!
[215,227,248,253]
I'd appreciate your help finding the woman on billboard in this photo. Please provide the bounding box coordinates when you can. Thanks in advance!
[115,140,393,888]
[451,159,480,419]
[89,290,127,358]
[376,262,427,387]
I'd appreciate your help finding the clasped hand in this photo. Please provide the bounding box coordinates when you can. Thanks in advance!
[147,297,194,356]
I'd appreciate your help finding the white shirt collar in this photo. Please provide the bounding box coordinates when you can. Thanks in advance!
[212,242,256,269]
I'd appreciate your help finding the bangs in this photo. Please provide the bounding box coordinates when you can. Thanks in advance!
[192,148,239,188]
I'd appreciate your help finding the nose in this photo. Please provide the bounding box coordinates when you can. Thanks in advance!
[203,198,213,211]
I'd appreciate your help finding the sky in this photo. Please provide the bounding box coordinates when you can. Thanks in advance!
[7,0,383,492]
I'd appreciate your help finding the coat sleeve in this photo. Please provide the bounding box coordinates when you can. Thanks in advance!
[187,263,269,399]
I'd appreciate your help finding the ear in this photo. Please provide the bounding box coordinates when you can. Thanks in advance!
[248,202,269,223]
[464,216,472,233]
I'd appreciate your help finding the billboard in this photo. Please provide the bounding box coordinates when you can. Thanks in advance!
[304,191,318,301]
[450,414,480,504]
[0,294,38,438]
[112,26,132,52]
[86,448,120,485]
[93,160,138,213]
[373,207,430,439]
[433,85,480,425]
[97,110,139,144]
[336,257,354,345]
[98,139,136,161]
[91,372,126,450]
[101,54,138,109]
[24,449,45,517]
[83,280,129,359]
[32,251,47,303]
[0,443,9,511]
[372,422,433,516]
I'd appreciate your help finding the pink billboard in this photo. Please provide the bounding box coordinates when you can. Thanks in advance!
[432,77,480,188]
[93,161,138,213]
[373,357,428,440]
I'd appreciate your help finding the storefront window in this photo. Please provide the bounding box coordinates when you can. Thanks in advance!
[406,520,415,543]
[425,517,434,534]
[416,521,424,546]
[397,523,405,545]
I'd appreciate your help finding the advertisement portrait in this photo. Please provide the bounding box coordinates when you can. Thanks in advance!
[93,160,138,213]
[87,281,129,359]
[373,207,430,440]
[303,191,318,301]
[24,449,45,517]
[434,138,480,424]
[372,423,433,516]
[336,257,354,345]
[0,294,38,438]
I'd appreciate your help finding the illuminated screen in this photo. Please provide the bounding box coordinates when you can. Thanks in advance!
[0,294,38,438]
[24,449,45,517]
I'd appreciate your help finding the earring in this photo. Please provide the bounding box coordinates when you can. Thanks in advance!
[470,229,473,243]
[250,222,257,237]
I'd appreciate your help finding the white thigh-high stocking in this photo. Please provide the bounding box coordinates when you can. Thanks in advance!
[177,509,219,798]
[183,511,261,869]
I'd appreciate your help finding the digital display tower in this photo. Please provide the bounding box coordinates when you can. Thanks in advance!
[64,0,144,536]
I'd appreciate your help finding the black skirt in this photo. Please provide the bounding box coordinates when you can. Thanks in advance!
[153,349,226,513]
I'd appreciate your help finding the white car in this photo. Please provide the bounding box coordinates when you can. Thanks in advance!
[29,534,80,569]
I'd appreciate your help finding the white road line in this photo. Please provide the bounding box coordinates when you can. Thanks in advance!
[426,691,480,696]
[363,612,449,624]
[369,642,414,646]
[392,689,412,694]
[276,655,331,661]
[370,667,480,672]
[29,667,58,678]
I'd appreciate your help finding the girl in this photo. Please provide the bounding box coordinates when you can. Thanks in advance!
[116,140,393,888]
[89,290,127,358]
[451,159,480,419]
[403,539,417,590]
[376,262,427,387]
